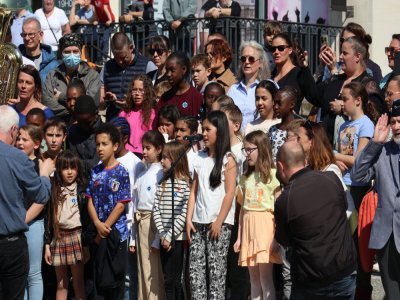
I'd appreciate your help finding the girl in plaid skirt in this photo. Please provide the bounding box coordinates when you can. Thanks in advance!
[44,150,89,300]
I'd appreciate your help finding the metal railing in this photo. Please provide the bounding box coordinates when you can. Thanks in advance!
[74,17,342,73]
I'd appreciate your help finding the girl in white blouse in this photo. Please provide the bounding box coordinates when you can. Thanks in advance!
[186,110,237,299]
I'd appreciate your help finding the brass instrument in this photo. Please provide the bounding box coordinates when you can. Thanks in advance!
[0,8,22,105]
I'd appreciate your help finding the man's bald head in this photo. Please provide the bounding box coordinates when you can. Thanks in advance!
[276,141,306,184]
[277,141,306,169]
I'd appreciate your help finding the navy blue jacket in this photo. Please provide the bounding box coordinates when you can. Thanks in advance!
[18,43,60,84]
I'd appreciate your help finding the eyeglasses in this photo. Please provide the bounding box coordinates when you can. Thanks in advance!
[131,89,145,95]
[241,147,258,156]
[240,56,260,64]
[149,48,167,55]
[385,91,400,98]
[385,47,400,55]
[270,45,290,53]
[20,31,40,38]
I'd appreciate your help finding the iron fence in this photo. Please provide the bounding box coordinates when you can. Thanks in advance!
[74,17,342,73]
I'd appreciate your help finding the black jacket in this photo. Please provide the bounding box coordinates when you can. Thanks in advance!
[275,167,357,288]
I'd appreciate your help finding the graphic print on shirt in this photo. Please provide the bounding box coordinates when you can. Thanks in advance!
[339,126,356,156]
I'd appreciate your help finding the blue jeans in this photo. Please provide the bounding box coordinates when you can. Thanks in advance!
[290,274,356,300]
[24,219,44,300]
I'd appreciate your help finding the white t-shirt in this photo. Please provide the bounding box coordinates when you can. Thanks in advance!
[192,151,236,225]
[117,151,142,232]
[35,7,69,51]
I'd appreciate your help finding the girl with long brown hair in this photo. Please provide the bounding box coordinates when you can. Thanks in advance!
[152,141,190,300]
[44,150,88,300]
[234,130,281,300]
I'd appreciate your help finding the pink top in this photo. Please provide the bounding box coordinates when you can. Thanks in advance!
[119,109,155,154]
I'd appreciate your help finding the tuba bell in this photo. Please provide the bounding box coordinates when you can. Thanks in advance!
[0,8,22,105]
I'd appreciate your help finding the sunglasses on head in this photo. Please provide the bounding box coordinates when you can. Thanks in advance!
[302,119,316,139]
[240,56,259,64]
[149,48,167,55]
[271,45,290,53]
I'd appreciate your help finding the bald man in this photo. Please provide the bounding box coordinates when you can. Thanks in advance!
[275,141,357,300]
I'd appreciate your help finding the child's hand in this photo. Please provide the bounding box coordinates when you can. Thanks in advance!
[233,239,241,253]
[270,239,280,254]
[44,244,52,265]
[209,220,222,240]
[96,222,111,238]
[186,220,196,243]
[158,125,168,135]
[129,246,136,253]
[162,238,171,251]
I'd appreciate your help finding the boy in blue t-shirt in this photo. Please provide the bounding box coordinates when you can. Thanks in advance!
[86,123,131,298]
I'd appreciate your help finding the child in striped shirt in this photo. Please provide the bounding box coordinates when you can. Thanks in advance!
[152,141,191,300]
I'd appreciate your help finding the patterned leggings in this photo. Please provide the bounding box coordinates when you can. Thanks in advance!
[189,223,232,300]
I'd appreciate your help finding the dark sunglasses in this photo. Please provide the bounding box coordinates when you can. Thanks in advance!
[385,47,400,55]
[240,56,259,64]
[149,48,167,55]
[270,45,290,53]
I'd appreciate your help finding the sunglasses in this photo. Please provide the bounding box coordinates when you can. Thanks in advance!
[385,47,400,55]
[270,45,290,53]
[240,56,260,64]
[149,48,167,55]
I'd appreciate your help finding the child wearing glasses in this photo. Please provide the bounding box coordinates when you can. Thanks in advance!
[118,75,156,159]
[234,130,281,300]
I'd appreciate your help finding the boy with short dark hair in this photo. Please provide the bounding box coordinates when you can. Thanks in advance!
[191,54,211,94]
[86,122,131,299]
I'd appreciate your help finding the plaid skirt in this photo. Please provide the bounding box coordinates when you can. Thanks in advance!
[50,227,83,266]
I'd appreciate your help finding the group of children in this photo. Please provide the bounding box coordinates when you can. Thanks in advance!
[15,72,290,300]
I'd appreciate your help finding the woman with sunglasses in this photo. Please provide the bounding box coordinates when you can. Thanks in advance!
[147,35,172,85]
[380,34,400,92]
[317,36,383,146]
[318,22,382,84]
[271,33,320,114]
[228,40,270,130]
[205,38,236,93]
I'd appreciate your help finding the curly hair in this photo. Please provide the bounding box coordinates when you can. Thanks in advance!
[125,74,156,127]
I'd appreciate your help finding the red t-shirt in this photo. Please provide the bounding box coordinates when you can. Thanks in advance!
[157,86,203,118]
[92,0,115,23]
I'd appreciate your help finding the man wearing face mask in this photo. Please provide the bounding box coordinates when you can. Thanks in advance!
[352,108,400,300]
[42,33,101,120]
[100,32,157,121]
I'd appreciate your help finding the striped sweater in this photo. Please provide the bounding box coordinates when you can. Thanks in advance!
[152,178,190,243]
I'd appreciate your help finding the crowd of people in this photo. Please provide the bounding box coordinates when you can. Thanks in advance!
[3,1,400,300]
